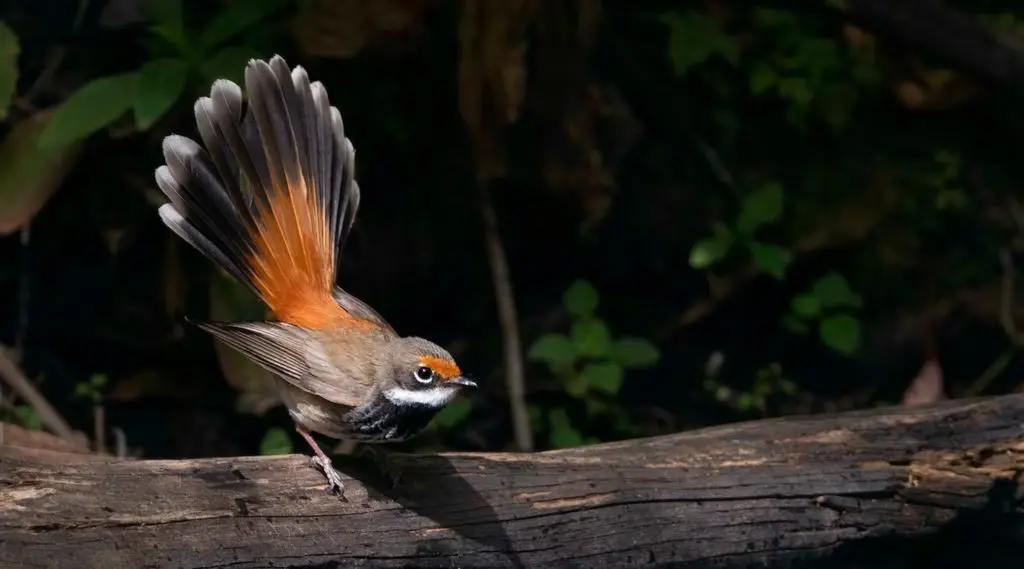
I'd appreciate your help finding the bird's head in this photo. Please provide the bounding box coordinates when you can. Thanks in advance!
[381,336,476,409]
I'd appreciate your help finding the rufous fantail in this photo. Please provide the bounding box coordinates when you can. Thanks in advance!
[152,55,477,497]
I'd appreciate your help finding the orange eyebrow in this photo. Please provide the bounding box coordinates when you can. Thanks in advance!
[419,355,461,379]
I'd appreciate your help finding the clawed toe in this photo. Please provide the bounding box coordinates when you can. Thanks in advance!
[310,455,347,500]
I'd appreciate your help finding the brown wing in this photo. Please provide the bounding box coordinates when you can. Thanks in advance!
[197,321,375,407]
[332,286,397,336]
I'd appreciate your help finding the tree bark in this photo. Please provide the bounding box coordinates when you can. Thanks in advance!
[1,395,1023,569]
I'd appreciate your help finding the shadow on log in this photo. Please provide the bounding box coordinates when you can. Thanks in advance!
[1,395,1023,568]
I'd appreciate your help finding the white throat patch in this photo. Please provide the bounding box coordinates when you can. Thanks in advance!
[384,386,458,407]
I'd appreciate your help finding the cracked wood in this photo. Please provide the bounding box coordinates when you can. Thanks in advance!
[1,395,1023,568]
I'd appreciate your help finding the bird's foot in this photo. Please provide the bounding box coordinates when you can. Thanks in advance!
[310,454,347,501]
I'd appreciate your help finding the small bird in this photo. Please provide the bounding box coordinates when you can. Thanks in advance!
[152,55,476,497]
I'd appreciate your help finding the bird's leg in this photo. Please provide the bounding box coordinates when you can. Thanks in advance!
[295,425,346,499]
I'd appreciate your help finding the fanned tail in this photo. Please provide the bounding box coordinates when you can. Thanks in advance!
[155,56,363,329]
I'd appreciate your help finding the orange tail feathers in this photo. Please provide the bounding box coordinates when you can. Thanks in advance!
[247,177,339,328]
[155,56,367,330]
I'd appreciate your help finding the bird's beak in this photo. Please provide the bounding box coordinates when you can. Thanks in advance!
[448,376,477,388]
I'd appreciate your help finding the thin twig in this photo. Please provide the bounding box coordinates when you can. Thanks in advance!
[15,224,30,359]
[478,182,532,452]
[111,427,127,458]
[998,248,1024,345]
[0,346,87,449]
[965,199,1024,397]
[93,404,106,455]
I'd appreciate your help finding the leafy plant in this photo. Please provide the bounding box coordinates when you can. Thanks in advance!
[259,426,293,455]
[744,8,881,130]
[38,0,289,149]
[528,279,661,448]
[75,373,109,405]
[687,175,864,357]
[689,182,791,279]
[703,362,797,415]
[660,11,739,75]
[785,271,864,355]
[0,111,82,235]
[13,404,43,430]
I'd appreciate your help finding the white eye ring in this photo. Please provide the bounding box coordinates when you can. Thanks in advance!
[414,366,435,384]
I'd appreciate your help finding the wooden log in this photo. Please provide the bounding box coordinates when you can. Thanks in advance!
[1,394,1023,569]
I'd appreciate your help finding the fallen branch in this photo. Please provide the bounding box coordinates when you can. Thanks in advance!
[2,394,1023,569]
[0,346,88,451]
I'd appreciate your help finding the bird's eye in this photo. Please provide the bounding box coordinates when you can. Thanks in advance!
[414,366,435,384]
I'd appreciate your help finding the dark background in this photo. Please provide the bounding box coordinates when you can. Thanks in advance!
[2,0,1023,460]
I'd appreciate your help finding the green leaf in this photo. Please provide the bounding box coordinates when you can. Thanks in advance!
[133,58,188,129]
[736,183,783,234]
[564,279,599,317]
[819,314,861,356]
[584,396,609,416]
[777,76,814,105]
[749,241,791,279]
[0,111,81,236]
[749,63,777,95]
[90,374,108,389]
[611,337,660,368]
[0,21,19,119]
[712,384,732,402]
[690,223,733,269]
[689,236,729,269]
[581,362,624,395]
[527,333,576,366]
[565,374,589,398]
[528,404,543,431]
[790,293,821,318]
[39,73,138,149]
[820,84,857,131]
[660,11,738,75]
[430,398,470,429]
[259,427,293,455]
[140,0,183,29]
[548,407,583,449]
[570,320,612,358]
[201,45,264,85]
[199,0,290,50]
[810,272,862,308]
[14,405,42,430]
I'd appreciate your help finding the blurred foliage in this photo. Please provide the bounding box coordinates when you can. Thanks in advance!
[1,0,1024,459]
[74,373,108,405]
[258,426,293,456]
[528,279,659,447]
[13,403,42,429]
[0,21,17,119]
[39,0,285,148]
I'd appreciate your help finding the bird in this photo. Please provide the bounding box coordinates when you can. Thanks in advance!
[151,55,477,498]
